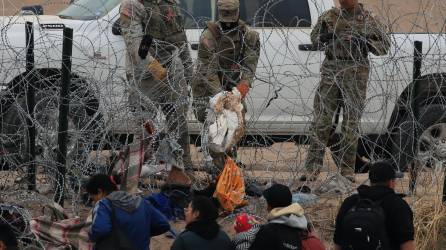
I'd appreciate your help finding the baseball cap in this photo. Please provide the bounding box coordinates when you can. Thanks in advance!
[262,184,292,208]
[368,161,401,183]
[217,0,240,22]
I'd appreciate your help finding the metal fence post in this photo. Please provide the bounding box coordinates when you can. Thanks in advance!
[55,27,73,206]
[25,21,36,190]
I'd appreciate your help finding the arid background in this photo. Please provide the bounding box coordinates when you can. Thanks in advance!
[2,0,446,32]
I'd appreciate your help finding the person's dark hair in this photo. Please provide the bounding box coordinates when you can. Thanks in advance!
[368,161,397,184]
[262,183,292,209]
[0,223,18,247]
[190,196,218,221]
[85,174,121,195]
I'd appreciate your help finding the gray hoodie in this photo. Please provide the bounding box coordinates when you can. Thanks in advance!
[107,191,142,212]
[267,203,308,230]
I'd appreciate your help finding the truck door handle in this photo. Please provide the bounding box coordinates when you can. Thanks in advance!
[298,44,323,51]
[191,43,199,50]
[89,51,106,60]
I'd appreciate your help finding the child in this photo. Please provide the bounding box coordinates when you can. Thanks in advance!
[232,213,260,250]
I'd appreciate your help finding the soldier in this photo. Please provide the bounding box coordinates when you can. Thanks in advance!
[192,0,260,170]
[303,0,391,181]
[120,0,193,171]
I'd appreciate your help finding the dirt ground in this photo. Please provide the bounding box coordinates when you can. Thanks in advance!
[152,142,446,249]
[1,142,446,249]
[3,0,446,33]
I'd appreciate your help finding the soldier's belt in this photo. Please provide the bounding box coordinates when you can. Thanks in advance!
[164,32,187,46]
[326,54,367,61]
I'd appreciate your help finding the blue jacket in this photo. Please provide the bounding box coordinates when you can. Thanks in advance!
[89,191,170,250]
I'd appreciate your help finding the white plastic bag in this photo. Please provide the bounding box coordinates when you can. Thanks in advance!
[207,89,245,154]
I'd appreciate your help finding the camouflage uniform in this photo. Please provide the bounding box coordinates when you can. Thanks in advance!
[304,4,390,177]
[120,0,192,169]
[192,0,260,170]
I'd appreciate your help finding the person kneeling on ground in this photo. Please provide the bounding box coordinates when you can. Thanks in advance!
[333,161,415,250]
[171,196,234,250]
[250,184,322,250]
[87,174,170,250]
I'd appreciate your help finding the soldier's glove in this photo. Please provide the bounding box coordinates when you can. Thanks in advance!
[319,33,337,44]
[138,34,153,59]
[350,35,368,47]
[147,58,167,81]
[349,35,370,55]
[143,120,155,136]
[235,81,250,100]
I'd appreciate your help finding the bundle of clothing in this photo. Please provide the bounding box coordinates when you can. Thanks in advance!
[30,203,93,250]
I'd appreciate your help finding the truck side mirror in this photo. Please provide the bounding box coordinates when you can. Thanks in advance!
[112,18,122,36]
[21,5,44,15]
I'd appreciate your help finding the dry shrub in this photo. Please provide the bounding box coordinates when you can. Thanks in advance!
[413,171,446,250]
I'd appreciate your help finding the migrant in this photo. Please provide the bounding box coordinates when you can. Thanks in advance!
[171,196,234,250]
[333,161,415,250]
[86,174,170,250]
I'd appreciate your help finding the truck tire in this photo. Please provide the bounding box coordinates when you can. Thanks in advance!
[0,78,104,173]
[389,104,446,171]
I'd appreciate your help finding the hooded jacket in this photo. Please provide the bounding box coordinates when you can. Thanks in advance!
[250,203,308,250]
[89,191,170,250]
[170,219,234,250]
[333,185,414,250]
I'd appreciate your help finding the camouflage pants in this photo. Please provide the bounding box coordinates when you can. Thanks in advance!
[305,61,369,175]
[177,42,194,86]
[129,56,192,169]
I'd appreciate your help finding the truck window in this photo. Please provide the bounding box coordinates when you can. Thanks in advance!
[180,0,214,29]
[58,0,121,20]
[240,0,311,28]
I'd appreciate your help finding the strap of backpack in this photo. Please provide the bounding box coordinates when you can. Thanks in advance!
[106,198,122,247]
[354,192,394,215]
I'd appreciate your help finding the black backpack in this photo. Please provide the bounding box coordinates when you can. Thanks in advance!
[339,196,390,250]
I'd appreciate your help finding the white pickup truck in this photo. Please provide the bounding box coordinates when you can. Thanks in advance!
[1,0,446,171]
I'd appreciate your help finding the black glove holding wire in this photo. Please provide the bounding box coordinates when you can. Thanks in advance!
[319,32,337,44]
[349,35,370,56]
[138,34,153,59]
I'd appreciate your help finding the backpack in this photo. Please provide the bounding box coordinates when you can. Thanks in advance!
[339,197,390,250]
[301,231,326,250]
[95,199,135,250]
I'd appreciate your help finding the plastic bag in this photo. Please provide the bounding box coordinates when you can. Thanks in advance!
[213,157,246,212]
[207,90,245,154]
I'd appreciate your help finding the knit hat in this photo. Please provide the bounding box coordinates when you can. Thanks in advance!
[262,184,292,208]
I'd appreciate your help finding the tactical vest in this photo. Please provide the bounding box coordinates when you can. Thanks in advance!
[207,21,247,89]
[325,6,370,61]
[142,0,186,44]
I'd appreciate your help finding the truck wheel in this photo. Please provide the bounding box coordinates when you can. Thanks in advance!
[389,104,446,171]
[1,79,104,175]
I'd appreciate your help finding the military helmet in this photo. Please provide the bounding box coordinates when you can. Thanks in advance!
[217,0,240,22]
